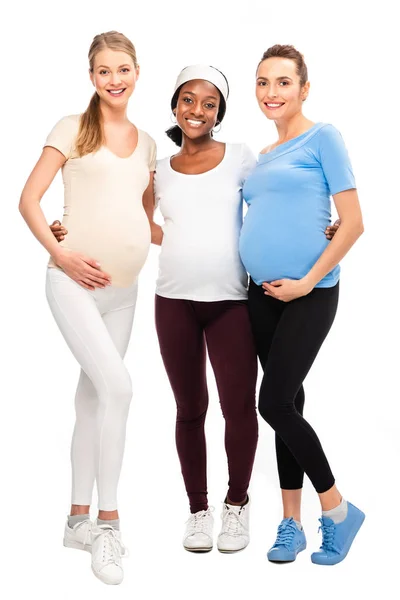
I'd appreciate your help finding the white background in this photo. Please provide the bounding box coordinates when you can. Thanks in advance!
[1,0,399,598]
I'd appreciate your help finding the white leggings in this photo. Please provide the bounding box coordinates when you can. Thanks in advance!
[46,268,138,511]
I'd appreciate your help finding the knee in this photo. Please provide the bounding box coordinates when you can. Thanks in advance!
[258,398,277,425]
[175,387,208,425]
[221,395,257,424]
[102,369,133,409]
[258,389,292,426]
[114,373,133,407]
[176,405,207,427]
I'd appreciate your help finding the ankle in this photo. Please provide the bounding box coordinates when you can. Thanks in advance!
[68,513,90,528]
[98,510,119,521]
[319,486,342,511]
[321,497,348,524]
[70,504,90,516]
[226,495,248,507]
[190,506,209,514]
[284,513,301,523]
[97,517,120,530]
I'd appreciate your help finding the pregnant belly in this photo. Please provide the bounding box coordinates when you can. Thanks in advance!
[158,231,246,291]
[161,226,243,273]
[239,226,329,285]
[52,212,151,286]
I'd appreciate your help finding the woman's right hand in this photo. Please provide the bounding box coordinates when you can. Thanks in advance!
[325,219,341,240]
[54,249,112,290]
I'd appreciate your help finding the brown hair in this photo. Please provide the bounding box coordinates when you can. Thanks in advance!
[75,31,138,157]
[258,44,308,87]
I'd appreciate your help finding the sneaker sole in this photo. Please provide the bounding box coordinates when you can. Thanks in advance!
[91,565,123,585]
[311,511,365,565]
[184,546,213,553]
[217,546,247,554]
[267,541,307,563]
[63,538,92,553]
[217,541,249,554]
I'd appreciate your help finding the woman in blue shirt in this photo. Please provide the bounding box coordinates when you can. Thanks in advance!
[239,45,364,566]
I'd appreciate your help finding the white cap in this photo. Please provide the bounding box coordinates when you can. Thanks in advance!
[173,65,229,102]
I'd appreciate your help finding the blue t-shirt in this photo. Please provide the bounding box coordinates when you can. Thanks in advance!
[239,123,356,288]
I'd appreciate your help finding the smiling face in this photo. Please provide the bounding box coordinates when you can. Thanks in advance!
[174,79,221,141]
[256,57,309,122]
[90,48,139,109]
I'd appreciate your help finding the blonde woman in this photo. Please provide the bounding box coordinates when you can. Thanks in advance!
[19,31,157,585]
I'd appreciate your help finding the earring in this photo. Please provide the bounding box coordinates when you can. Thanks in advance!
[213,122,221,134]
[170,112,177,124]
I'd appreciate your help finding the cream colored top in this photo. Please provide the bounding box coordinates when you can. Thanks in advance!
[45,114,156,287]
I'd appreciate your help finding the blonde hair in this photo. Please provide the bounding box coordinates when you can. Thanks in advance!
[75,31,138,157]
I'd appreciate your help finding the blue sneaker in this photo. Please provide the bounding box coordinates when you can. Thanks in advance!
[267,517,307,562]
[311,502,365,565]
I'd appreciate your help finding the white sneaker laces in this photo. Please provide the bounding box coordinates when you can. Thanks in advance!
[186,508,214,535]
[93,526,127,565]
[221,506,246,537]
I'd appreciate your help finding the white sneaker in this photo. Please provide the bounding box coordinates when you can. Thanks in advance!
[183,508,214,552]
[63,518,92,552]
[217,497,250,553]
[91,524,127,585]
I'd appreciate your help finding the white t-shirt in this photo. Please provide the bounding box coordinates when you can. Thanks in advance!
[154,143,256,301]
[45,115,157,287]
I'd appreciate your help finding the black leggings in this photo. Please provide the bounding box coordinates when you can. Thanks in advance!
[248,279,339,494]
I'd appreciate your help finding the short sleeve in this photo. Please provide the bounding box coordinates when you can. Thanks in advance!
[317,125,356,195]
[44,115,80,160]
[149,139,157,172]
[240,144,257,187]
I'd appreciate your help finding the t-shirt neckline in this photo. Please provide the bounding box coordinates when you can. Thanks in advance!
[168,143,229,176]
[103,128,142,160]
[258,123,323,162]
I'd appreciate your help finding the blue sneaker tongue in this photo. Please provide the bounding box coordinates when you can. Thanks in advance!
[321,516,334,526]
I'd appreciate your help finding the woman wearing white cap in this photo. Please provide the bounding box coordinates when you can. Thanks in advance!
[153,65,259,554]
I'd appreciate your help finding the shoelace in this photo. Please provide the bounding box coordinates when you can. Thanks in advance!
[186,508,214,535]
[221,505,246,537]
[93,526,127,565]
[73,519,92,547]
[318,518,339,553]
[273,518,297,548]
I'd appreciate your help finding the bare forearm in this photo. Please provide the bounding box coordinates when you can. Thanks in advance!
[304,222,364,288]
[19,196,63,263]
[143,203,156,230]
[142,172,162,244]
[143,202,162,244]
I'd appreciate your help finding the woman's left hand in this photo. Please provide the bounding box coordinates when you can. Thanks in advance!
[262,278,314,302]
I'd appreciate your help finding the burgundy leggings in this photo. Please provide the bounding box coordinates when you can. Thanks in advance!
[155,295,258,513]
